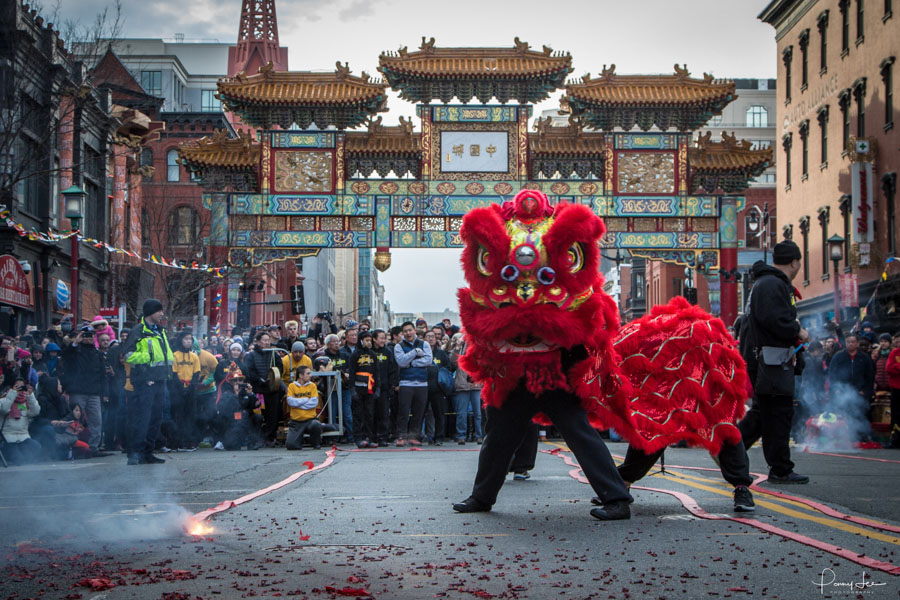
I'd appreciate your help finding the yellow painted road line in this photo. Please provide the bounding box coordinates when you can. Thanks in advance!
[544,443,900,545]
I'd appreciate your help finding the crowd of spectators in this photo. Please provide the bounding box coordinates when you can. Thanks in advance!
[0,308,485,466]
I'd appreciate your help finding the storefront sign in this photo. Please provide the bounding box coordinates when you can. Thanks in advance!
[0,255,31,309]
[840,273,859,308]
[850,137,876,244]
[56,279,70,310]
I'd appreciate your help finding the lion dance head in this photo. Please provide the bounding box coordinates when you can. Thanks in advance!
[457,189,623,408]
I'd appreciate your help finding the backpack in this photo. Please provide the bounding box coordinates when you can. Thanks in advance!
[437,366,455,396]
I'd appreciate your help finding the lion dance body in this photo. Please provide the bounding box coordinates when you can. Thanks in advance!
[458,189,749,455]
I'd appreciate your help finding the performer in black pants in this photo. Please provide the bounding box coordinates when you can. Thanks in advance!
[453,383,633,520]
[509,422,539,479]
[610,440,756,512]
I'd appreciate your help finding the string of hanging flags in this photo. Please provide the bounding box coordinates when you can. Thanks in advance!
[0,206,228,277]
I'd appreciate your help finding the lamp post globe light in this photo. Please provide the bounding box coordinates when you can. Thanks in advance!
[61,185,85,322]
[828,234,845,324]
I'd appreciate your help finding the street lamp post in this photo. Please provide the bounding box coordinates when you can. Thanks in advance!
[61,185,85,322]
[746,202,770,263]
[828,234,845,324]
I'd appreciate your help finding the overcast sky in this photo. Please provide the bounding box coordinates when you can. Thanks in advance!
[54,0,777,313]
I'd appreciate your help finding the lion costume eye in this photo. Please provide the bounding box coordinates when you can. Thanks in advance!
[476,246,492,276]
[567,243,584,273]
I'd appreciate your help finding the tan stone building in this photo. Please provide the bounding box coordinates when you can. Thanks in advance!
[760,0,899,332]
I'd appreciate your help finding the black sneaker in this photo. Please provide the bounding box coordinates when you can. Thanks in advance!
[733,485,755,512]
[768,471,809,484]
[452,496,491,513]
[589,500,631,521]
[141,454,165,464]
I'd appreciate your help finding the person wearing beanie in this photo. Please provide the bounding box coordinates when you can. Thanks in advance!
[281,340,312,386]
[121,298,173,465]
[215,342,246,385]
[737,243,811,485]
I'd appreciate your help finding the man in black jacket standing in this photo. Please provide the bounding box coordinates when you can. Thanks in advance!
[827,333,875,429]
[61,327,107,455]
[738,241,810,484]
[372,329,398,447]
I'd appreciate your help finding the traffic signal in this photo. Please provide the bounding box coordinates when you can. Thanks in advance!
[684,287,698,305]
[290,285,305,315]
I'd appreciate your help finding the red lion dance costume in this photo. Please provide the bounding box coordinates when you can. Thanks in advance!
[457,189,749,456]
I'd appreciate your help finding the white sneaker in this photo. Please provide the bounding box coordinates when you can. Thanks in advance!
[159,446,172,453]
[213,441,225,451]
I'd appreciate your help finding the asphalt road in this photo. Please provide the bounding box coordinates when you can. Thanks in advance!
[1,441,899,599]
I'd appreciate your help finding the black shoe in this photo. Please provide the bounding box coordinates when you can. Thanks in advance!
[91,450,113,458]
[126,453,141,466]
[592,495,634,505]
[768,471,809,484]
[457,439,466,445]
[141,454,165,464]
[733,486,755,512]
[452,496,491,513]
[590,501,631,521]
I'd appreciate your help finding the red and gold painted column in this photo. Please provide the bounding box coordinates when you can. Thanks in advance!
[719,196,739,327]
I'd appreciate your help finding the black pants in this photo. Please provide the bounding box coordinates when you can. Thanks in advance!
[509,422,539,473]
[891,389,900,446]
[352,389,377,442]
[423,389,445,441]
[260,390,282,442]
[286,418,323,449]
[469,387,631,507]
[128,382,164,457]
[738,394,795,477]
[375,387,391,443]
[617,440,752,488]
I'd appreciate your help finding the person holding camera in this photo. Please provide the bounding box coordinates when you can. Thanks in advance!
[309,312,338,342]
[60,325,107,456]
[0,374,42,465]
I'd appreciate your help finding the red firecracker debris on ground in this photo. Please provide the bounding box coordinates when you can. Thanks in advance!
[323,584,372,596]
[74,577,116,591]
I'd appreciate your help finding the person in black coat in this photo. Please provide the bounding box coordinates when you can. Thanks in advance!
[737,242,811,484]
[348,331,380,448]
[60,329,107,454]
[424,330,450,444]
[242,330,281,446]
[214,369,261,450]
[372,329,398,446]
[29,375,67,459]
[827,333,876,427]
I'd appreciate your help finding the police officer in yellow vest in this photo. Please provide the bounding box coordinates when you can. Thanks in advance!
[122,299,174,465]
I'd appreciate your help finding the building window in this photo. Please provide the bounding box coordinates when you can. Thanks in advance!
[799,216,810,283]
[882,57,895,129]
[818,10,830,72]
[840,0,850,54]
[18,138,41,215]
[817,105,830,165]
[839,195,852,269]
[140,147,153,180]
[839,88,852,151]
[857,0,865,41]
[799,29,810,89]
[746,105,769,127]
[883,174,898,256]
[140,70,162,96]
[168,206,199,246]
[818,206,830,276]
[783,133,793,188]
[783,46,793,103]
[141,208,151,246]
[853,78,867,136]
[634,272,644,299]
[166,149,180,182]
[201,90,221,112]
[799,120,810,178]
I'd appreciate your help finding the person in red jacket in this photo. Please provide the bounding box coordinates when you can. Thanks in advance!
[884,335,900,448]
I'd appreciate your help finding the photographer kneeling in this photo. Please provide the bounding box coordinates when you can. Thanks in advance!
[0,375,42,465]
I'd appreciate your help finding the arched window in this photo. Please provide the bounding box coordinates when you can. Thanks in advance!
[166,149,180,182]
[746,106,769,128]
[167,206,199,245]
